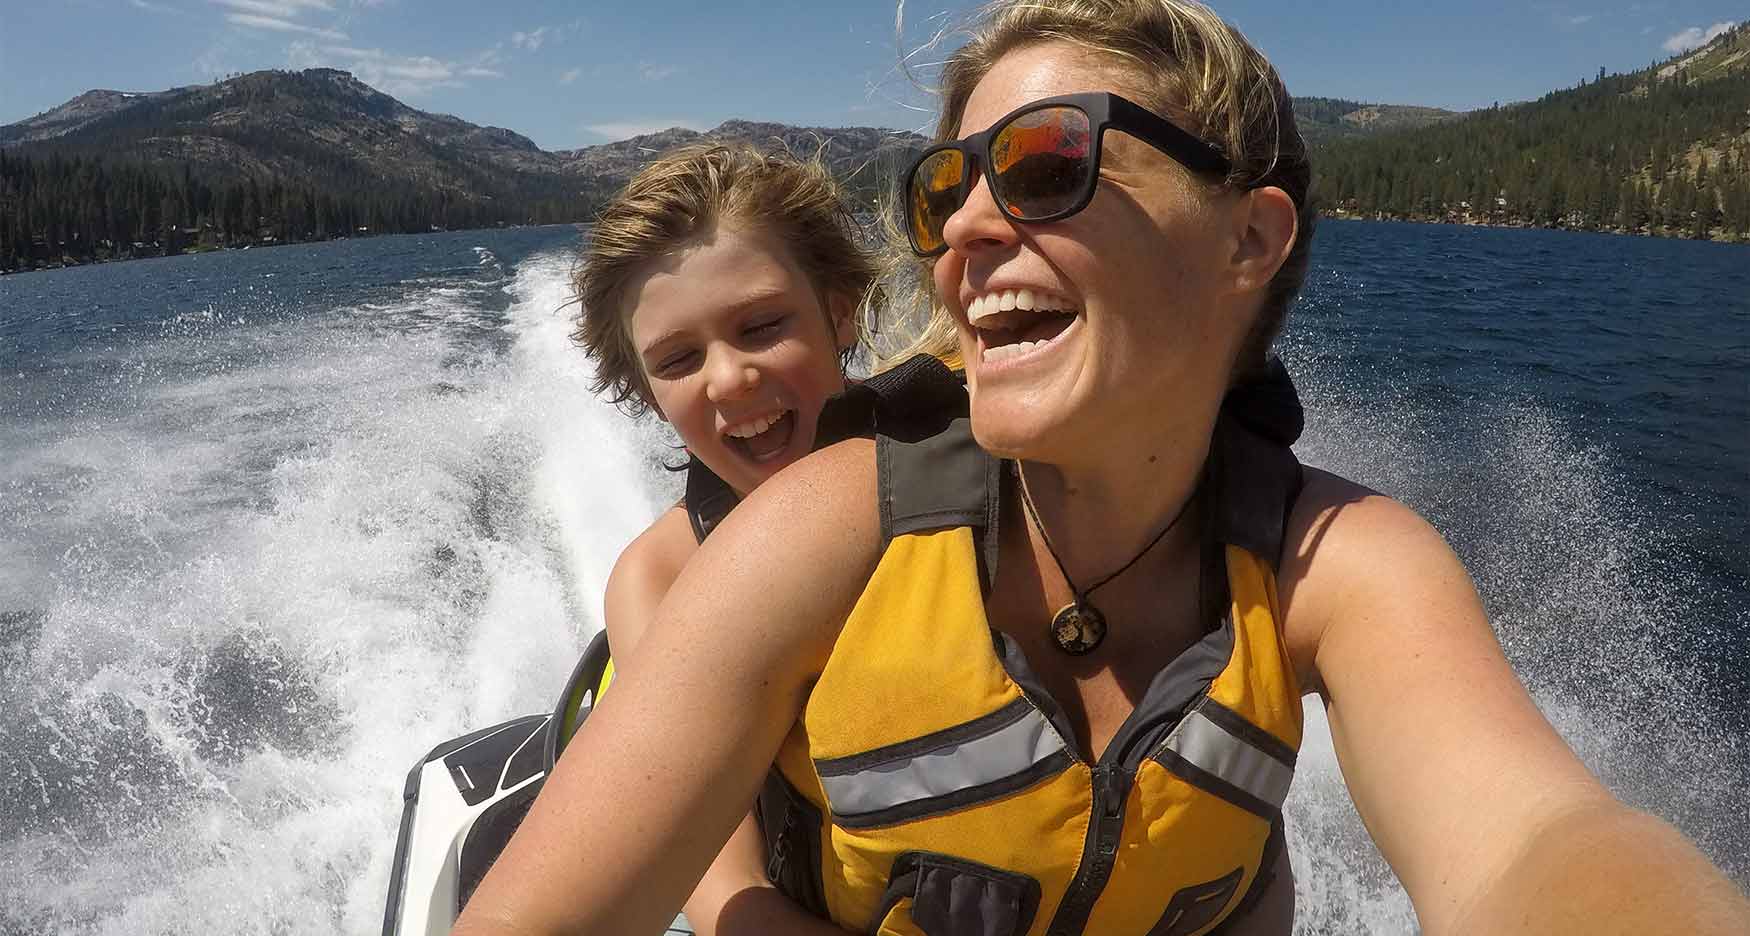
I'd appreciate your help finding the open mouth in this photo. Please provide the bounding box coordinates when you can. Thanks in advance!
[966,289,1079,365]
[723,409,798,463]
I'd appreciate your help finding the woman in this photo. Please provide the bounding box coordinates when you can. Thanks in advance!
[573,141,877,935]
[461,2,1750,934]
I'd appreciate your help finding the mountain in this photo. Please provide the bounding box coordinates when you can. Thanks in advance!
[2,69,569,199]
[6,33,1747,274]
[1314,23,1750,239]
[1294,98,1461,147]
[0,69,922,204]
[0,68,923,271]
[0,89,172,145]
[554,119,923,205]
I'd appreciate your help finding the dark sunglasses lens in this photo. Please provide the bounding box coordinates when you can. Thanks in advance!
[909,148,967,254]
[990,105,1093,220]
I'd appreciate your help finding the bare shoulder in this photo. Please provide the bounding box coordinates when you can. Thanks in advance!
[657,436,882,674]
[1276,466,1476,696]
[692,436,881,575]
[612,505,697,593]
[603,505,699,657]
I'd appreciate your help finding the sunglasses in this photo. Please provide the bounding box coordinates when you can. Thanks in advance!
[904,92,1233,257]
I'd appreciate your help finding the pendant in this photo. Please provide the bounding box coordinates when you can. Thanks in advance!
[1049,600,1107,655]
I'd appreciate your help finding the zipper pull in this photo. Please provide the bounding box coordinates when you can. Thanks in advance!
[765,807,794,884]
[1103,767,1127,819]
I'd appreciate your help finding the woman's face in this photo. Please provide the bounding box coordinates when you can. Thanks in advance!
[932,42,1258,465]
[626,224,853,497]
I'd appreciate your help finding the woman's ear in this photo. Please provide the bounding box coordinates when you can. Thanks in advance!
[1228,186,1298,294]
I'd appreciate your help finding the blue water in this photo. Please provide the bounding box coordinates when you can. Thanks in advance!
[0,221,1744,934]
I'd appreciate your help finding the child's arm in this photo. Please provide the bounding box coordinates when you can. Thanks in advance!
[602,509,853,936]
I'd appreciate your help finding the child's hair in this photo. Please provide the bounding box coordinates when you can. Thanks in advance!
[572,141,880,417]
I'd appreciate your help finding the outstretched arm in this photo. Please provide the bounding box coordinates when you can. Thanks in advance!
[455,440,881,936]
[600,510,853,936]
[1282,468,1749,935]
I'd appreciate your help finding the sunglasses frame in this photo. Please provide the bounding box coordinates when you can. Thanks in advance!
[904,91,1234,257]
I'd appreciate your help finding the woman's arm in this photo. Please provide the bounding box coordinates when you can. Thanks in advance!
[601,509,853,936]
[1281,468,1748,935]
[454,440,882,936]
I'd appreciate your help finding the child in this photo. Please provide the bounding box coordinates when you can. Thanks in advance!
[570,141,876,936]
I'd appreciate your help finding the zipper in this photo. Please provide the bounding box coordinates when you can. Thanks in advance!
[766,803,794,886]
[1044,764,1132,936]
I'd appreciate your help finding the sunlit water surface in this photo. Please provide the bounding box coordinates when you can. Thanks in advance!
[1,221,1744,934]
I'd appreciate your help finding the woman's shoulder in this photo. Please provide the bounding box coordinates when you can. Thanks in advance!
[728,436,880,550]
[699,437,884,597]
[1277,466,1476,692]
[656,437,883,674]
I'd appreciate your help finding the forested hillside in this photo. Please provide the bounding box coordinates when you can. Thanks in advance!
[1293,97,1459,147]
[0,69,914,273]
[1314,23,1750,240]
[0,151,588,271]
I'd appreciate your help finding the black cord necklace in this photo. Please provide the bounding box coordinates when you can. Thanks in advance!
[1016,462,1197,655]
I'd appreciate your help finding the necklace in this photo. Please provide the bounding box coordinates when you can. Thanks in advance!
[1015,463,1196,655]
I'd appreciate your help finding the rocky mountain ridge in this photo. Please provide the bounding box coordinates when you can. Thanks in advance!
[0,67,1451,208]
[0,69,921,206]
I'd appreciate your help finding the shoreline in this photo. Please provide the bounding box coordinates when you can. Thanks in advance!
[5,210,1744,279]
[0,223,561,277]
[1321,209,1749,245]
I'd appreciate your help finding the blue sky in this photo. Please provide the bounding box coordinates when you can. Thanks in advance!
[0,1,1741,150]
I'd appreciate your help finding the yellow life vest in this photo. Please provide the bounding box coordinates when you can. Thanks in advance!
[760,355,1307,936]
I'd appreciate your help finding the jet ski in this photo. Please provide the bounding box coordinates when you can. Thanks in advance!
[381,630,693,935]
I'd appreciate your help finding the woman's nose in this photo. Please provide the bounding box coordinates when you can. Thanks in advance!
[940,169,1019,255]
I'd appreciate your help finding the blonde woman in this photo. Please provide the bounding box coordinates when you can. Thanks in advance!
[460,3,1750,934]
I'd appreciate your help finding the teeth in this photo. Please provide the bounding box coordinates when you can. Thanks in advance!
[982,339,1051,363]
[726,411,786,439]
[965,289,1074,325]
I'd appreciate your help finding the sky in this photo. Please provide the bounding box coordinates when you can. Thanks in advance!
[0,0,1742,150]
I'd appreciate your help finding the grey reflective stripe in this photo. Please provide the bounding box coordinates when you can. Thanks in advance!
[1159,710,1293,809]
[818,707,1066,819]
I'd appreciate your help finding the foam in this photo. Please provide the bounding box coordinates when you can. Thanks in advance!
[3,237,1743,934]
[0,245,662,932]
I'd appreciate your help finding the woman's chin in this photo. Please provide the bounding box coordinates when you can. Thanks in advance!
[968,399,1074,462]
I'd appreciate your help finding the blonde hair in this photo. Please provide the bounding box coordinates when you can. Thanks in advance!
[572,141,880,416]
[881,0,1315,376]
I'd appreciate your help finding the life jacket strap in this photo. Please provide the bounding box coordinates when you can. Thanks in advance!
[684,455,738,544]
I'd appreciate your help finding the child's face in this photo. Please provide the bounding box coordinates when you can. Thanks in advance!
[625,224,853,497]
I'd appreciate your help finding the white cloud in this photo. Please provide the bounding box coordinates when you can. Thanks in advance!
[212,0,333,15]
[581,119,704,141]
[510,19,582,53]
[1565,14,1594,26]
[130,0,185,13]
[1662,21,1737,55]
[559,67,583,85]
[210,0,346,40]
[286,40,505,97]
[227,12,346,39]
[637,62,681,81]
